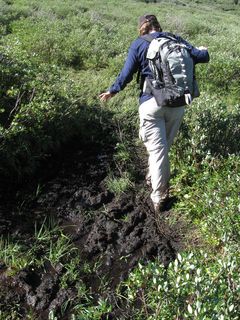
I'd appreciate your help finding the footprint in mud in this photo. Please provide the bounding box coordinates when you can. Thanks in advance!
[67,192,179,291]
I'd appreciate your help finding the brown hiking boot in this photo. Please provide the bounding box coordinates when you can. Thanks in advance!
[153,192,169,213]
[153,200,165,213]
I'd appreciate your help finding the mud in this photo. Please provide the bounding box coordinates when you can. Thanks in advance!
[0,144,183,319]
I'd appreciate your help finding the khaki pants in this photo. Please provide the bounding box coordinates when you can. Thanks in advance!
[139,97,185,204]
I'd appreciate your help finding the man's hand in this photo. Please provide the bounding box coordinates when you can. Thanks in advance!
[99,91,115,102]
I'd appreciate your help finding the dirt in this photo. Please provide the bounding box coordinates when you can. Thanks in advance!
[0,144,183,319]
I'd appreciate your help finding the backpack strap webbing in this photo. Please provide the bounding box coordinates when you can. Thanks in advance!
[136,34,154,88]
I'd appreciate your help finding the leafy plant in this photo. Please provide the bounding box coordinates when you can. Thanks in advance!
[119,249,239,319]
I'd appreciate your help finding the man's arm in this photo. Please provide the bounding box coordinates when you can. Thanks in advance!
[99,43,140,101]
[109,46,139,93]
[176,35,210,64]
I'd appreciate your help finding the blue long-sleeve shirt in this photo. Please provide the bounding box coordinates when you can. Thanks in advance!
[109,31,210,104]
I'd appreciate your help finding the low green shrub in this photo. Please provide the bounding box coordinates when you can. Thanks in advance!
[172,96,240,168]
[120,249,239,319]
[172,155,240,246]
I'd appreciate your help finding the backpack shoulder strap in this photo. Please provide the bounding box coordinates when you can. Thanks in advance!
[161,32,177,40]
[136,34,154,87]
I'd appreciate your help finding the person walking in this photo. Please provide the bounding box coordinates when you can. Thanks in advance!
[99,14,209,213]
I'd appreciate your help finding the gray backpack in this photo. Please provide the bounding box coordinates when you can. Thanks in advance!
[142,33,199,107]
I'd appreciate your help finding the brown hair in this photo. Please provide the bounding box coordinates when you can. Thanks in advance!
[139,15,162,36]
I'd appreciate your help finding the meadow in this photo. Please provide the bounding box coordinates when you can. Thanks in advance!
[0,0,239,319]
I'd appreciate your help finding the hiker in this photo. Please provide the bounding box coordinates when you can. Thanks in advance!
[99,14,209,213]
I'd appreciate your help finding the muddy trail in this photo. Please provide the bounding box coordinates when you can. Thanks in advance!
[0,144,184,319]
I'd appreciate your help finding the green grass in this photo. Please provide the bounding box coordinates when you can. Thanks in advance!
[0,218,76,271]
[0,0,239,318]
[1,0,239,182]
